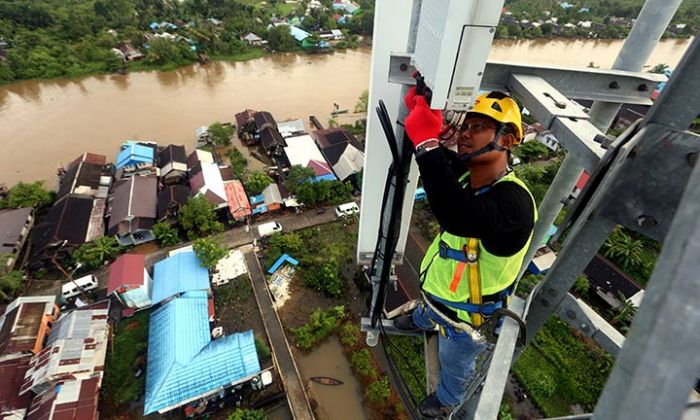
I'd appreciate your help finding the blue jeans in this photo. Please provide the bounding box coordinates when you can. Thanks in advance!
[412,302,485,407]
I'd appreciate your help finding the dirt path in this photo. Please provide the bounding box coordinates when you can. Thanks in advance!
[244,250,314,420]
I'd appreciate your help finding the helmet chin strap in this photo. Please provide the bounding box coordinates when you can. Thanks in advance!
[458,125,508,163]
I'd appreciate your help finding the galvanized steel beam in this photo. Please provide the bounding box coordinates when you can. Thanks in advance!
[643,33,700,131]
[593,161,700,420]
[555,293,625,357]
[387,54,665,105]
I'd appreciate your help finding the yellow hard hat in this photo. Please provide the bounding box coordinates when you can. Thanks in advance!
[467,91,523,143]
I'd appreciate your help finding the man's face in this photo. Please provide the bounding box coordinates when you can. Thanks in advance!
[456,115,499,158]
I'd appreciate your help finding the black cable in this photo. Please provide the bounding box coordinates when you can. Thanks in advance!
[368,99,425,420]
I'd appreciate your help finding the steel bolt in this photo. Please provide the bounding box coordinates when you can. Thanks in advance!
[490,27,495,33]
[687,152,698,167]
[541,298,549,307]
[548,288,558,297]
[580,323,591,333]
[477,71,483,76]
[566,310,577,320]
[637,215,657,228]
[609,81,620,89]
[399,63,408,71]
[637,84,648,92]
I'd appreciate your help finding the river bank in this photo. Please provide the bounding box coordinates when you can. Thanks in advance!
[0,38,692,186]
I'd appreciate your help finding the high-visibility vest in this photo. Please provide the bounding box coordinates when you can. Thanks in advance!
[420,172,537,325]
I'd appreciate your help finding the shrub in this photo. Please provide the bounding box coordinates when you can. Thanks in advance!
[339,322,360,347]
[367,376,391,405]
[351,348,375,378]
[293,306,345,350]
[227,408,268,420]
[302,259,343,297]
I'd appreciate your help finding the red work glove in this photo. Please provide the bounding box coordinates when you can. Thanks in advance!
[404,96,442,148]
[404,87,417,111]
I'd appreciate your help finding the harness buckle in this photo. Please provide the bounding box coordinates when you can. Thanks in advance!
[462,244,478,263]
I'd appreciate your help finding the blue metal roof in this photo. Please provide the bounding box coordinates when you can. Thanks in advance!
[288,25,310,42]
[116,143,155,169]
[144,291,260,414]
[267,253,299,274]
[151,251,210,305]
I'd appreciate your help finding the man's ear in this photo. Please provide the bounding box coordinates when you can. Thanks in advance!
[499,133,516,150]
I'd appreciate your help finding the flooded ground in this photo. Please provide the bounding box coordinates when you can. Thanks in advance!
[0,38,693,186]
[296,337,367,420]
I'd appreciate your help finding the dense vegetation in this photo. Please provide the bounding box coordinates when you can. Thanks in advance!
[102,311,150,410]
[0,0,376,84]
[265,221,356,297]
[513,318,613,416]
[498,0,699,40]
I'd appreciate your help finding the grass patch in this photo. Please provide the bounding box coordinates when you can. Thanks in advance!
[102,311,150,408]
[384,335,426,402]
[210,48,267,63]
[217,274,253,305]
[513,317,613,416]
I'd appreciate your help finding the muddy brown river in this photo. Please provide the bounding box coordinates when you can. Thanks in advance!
[0,38,692,186]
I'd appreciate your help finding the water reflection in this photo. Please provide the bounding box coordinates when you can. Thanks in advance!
[5,80,44,104]
[0,39,692,185]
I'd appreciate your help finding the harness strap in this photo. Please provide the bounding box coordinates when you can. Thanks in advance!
[466,238,483,327]
[420,292,485,343]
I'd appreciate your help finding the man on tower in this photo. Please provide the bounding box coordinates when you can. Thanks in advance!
[396,90,537,418]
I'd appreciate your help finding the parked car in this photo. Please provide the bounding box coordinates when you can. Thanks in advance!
[61,274,98,299]
[335,202,360,218]
[257,221,283,237]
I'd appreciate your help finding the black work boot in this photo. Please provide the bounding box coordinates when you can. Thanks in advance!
[418,393,452,419]
[393,313,419,331]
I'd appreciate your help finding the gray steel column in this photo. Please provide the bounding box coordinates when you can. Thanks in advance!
[588,0,683,131]
[519,0,682,319]
[525,211,616,340]
[516,153,580,282]
[592,162,700,420]
[367,0,422,346]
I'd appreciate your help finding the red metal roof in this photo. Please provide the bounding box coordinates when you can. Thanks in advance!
[26,376,101,420]
[307,159,333,176]
[107,254,146,296]
[225,181,252,221]
[0,356,33,416]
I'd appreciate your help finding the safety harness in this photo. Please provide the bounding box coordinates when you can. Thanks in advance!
[424,177,515,331]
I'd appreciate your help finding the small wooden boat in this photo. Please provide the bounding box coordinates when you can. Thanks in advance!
[310,376,344,386]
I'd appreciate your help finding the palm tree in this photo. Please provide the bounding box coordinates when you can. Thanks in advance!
[73,236,122,269]
[611,291,637,333]
[603,228,644,271]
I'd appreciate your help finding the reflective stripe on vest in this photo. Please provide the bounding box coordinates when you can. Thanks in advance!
[420,172,538,325]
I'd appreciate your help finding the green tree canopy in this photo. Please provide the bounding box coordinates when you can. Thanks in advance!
[72,236,122,269]
[267,25,297,51]
[208,122,234,147]
[152,221,180,247]
[284,165,316,194]
[245,171,273,195]
[0,181,54,209]
[193,237,228,269]
[227,147,248,179]
[179,196,224,240]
